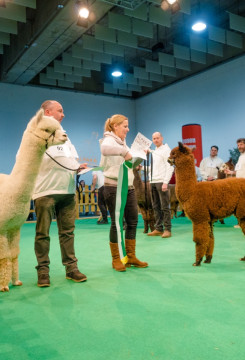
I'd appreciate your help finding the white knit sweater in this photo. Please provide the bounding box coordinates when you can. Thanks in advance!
[100,131,134,187]
[150,143,173,184]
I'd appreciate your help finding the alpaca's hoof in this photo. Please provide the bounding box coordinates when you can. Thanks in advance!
[240,256,245,261]
[204,255,212,264]
[193,262,201,266]
[13,280,23,286]
[0,286,9,292]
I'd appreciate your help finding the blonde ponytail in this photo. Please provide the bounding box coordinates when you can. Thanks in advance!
[104,114,128,132]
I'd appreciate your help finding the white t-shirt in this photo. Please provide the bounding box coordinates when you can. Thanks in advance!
[92,170,104,189]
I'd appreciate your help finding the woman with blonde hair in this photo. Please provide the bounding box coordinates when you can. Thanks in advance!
[100,114,148,272]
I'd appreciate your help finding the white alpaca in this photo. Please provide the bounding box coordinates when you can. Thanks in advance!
[0,108,68,292]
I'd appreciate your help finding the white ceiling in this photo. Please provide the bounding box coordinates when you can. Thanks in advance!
[0,0,245,98]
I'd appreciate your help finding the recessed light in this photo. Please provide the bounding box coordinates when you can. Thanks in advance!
[112,71,122,77]
[192,22,207,32]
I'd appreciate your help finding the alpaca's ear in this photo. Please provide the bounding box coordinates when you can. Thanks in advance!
[192,146,196,153]
[35,108,44,124]
[178,142,188,154]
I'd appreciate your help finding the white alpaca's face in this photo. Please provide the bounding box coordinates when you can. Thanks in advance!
[28,109,68,147]
[39,115,68,147]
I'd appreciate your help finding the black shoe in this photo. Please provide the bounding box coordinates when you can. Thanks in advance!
[37,273,50,287]
[97,219,108,224]
[66,270,87,282]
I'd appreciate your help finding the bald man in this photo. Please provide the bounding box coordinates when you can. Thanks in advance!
[148,132,173,238]
[33,100,87,287]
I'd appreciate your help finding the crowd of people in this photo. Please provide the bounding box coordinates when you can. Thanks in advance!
[29,99,245,287]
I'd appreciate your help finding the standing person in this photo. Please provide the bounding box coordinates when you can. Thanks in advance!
[199,146,224,181]
[225,138,245,232]
[33,100,87,287]
[147,132,173,238]
[91,170,108,224]
[225,138,245,178]
[100,114,148,272]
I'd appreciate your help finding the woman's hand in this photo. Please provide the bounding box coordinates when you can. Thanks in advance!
[124,152,132,161]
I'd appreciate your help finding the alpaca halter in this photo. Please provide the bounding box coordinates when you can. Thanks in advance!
[30,130,56,149]
[30,129,79,171]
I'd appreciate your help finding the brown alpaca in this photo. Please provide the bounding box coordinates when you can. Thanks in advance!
[133,167,155,233]
[168,142,245,266]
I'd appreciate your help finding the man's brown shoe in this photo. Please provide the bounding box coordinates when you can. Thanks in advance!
[147,229,163,236]
[66,270,87,282]
[162,230,171,238]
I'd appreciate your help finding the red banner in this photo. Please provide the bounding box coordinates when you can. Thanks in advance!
[182,124,203,166]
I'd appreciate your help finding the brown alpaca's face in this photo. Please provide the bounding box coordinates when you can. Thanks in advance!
[168,146,179,166]
[168,144,194,166]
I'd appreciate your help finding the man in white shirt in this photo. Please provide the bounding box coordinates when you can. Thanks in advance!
[225,138,245,179]
[33,100,87,287]
[147,132,173,238]
[225,138,245,234]
[199,146,224,181]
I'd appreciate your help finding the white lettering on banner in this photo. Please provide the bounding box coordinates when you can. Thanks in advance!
[183,138,196,144]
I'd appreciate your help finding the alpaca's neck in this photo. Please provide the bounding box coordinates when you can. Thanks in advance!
[10,130,46,199]
[175,161,197,202]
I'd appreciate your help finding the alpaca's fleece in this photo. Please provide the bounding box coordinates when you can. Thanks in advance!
[0,108,67,292]
[168,142,245,266]
[133,167,155,233]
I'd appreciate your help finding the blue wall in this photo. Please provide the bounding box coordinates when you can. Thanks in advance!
[135,54,245,162]
[1,53,245,176]
[0,84,136,175]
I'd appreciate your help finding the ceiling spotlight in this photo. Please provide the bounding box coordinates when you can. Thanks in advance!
[192,21,207,32]
[161,0,180,13]
[79,7,89,19]
[111,70,122,78]
[75,1,90,27]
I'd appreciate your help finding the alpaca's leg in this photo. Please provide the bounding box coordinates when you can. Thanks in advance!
[170,205,174,219]
[238,218,245,261]
[0,235,11,291]
[140,207,148,233]
[11,257,23,286]
[0,258,10,292]
[192,222,209,266]
[149,209,155,232]
[204,222,214,264]
[144,220,149,234]
[8,230,22,286]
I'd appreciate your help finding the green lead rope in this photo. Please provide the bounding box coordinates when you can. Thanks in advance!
[115,161,133,264]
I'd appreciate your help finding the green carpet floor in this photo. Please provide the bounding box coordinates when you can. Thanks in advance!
[1,215,245,360]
